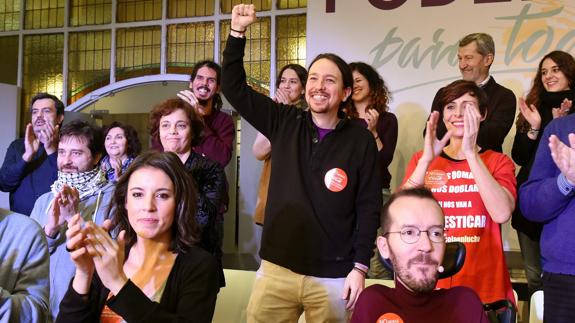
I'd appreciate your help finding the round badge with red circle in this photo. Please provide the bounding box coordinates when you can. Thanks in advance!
[425,169,448,188]
[377,312,404,323]
[324,168,348,192]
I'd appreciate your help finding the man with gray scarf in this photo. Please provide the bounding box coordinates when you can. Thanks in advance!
[30,120,114,321]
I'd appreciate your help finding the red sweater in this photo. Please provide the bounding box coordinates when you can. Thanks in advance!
[351,281,488,323]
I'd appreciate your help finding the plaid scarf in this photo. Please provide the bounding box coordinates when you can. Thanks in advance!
[51,168,108,200]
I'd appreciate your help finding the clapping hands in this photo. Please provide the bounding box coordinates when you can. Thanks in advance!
[67,216,128,295]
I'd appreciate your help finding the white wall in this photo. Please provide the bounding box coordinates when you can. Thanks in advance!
[0,84,20,209]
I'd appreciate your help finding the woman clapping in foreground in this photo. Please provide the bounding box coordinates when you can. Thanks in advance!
[57,151,219,323]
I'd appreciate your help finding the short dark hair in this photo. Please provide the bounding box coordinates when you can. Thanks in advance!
[59,119,103,157]
[30,92,65,116]
[308,53,353,113]
[190,60,223,111]
[380,187,441,233]
[110,151,201,253]
[275,64,308,90]
[431,80,488,119]
[149,98,204,148]
[102,121,142,158]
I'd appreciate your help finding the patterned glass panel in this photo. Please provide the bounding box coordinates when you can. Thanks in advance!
[117,0,162,23]
[277,0,306,9]
[0,0,20,31]
[220,0,271,14]
[220,18,270,95]
[24,0,65,29]
[167,22,215,74]
[116,26,161,81]
[276,14,306,71]
[70,0,112,26]
[167,0,215,18]
[22,34,64,130]
[68,30,111,104]
[0,36,19,85]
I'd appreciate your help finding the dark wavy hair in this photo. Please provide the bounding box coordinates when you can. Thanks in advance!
[190,60,223,112]
[348,62,392,118]
[103,121,142,158]
[516,50,575,133]
[308,53,353,114]
[149,98,204,149]
[59,119,104,158]
[111,151,201,253]
[431,80,488,119]
[276,64,307,89]
[30,92,65,116]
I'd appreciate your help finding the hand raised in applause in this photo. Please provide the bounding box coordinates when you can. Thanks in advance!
[273,88,291,105]
[461,101,482,158]
[421,111,452,164]
[84,222,128,296]
[44,185,80,238]
[518,98,541,130]
[365,108,380,134]
[22,123,40,162]
[549,133,575,185]
[552,98,573,119]
[39,121,59,155]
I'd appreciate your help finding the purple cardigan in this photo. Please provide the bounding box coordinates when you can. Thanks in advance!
[519,113,575,275]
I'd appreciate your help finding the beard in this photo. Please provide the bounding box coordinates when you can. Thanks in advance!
[390,251,439,293]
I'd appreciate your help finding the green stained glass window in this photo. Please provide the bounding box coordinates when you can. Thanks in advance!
[24,0,65,29]
[0,0,20,31]
[0,36,19,85]
[168,0,215,18]
[276,14,306,71]
[277,0,306,9]
[220,18,271,95]
[116,26,161,81]
[167,22,215,74]
[117,0,162,23]
[68,30,111,104]
[70,0,112,26]
[22,34,64,130]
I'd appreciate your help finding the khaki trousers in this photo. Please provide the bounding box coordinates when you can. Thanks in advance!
[247,260,349,323]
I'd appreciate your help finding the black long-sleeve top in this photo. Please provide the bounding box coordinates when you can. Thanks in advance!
[351,111,398,189]
[222,35,382,277]
[55,246,219,323]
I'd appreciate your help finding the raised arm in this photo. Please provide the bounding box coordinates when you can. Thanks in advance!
[520,120,575,222]
[221,4,285,139]
[402,111,451,188]
[463,104,515,223]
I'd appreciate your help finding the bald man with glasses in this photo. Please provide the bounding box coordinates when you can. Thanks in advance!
[351,188,488,323]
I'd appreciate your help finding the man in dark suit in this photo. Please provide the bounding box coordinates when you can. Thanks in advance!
[430,33,516,153]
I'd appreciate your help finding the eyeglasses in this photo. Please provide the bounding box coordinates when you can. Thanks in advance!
[383,226,446,244]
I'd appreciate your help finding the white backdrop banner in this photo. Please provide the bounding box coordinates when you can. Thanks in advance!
[307,0,574,250]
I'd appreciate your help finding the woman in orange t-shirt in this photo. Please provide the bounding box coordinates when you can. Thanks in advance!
[402,80,516,305]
